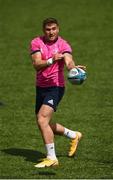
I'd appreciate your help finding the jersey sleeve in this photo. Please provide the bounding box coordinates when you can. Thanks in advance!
[30,38,41,55]
[61,40,72,54]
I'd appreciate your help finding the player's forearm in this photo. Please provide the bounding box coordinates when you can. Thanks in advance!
[32,58,54,71]
[66,61,75,70]
[64,54,76,70]
[33,61,47,71]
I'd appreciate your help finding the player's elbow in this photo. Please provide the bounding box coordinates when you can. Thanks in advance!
[32,61,41,71]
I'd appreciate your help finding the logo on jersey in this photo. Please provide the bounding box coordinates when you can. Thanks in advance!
[53,49,58,54]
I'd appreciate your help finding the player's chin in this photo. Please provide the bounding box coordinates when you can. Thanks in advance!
[49,36,57,41]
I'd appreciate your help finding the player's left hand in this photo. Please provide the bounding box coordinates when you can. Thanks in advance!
[76,65,86,70]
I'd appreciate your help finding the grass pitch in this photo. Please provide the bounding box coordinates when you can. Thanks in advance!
[0,0,113,179]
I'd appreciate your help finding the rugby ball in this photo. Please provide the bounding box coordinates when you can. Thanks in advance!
[68,67,87,85]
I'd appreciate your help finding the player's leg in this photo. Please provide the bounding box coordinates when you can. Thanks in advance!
[50,123,76,137]
[34,87,58,168]
[46,86,82,157]
[50,123,82,157]
[35,104,58,168]
[37,104,55,144]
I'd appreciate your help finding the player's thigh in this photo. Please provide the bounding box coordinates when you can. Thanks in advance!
[37,104,54,124]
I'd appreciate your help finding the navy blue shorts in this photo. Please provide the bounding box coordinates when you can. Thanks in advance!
[35,86,65,114]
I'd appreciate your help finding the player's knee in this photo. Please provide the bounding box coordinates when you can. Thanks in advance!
[37,110,47,120]
[37,112,48,129]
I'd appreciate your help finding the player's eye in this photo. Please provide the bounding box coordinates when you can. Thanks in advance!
[52,27,56,30]
[46,28,51,31]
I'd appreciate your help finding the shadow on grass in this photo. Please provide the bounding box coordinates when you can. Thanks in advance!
[1,148,45,163]
[0,102,4,106]
[1,148,57,176]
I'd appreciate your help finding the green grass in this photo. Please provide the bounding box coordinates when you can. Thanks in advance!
[0,0,113,178]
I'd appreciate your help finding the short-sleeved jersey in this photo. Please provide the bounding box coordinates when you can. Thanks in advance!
[30,36,72,87]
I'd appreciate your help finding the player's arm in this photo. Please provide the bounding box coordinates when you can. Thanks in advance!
[31,52,56,71]
[31,52,64,71]
[63,53,86,70]
[63,53,76,70]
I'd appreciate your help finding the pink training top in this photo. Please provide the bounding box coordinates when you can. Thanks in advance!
[30,36,72,87]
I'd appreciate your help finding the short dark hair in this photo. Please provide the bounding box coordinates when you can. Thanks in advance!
[42,17,59,28]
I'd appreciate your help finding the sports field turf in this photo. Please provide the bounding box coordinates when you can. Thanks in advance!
[0,0,113,179]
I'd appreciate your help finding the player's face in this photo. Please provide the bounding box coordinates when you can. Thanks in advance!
[43,23,59,42]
